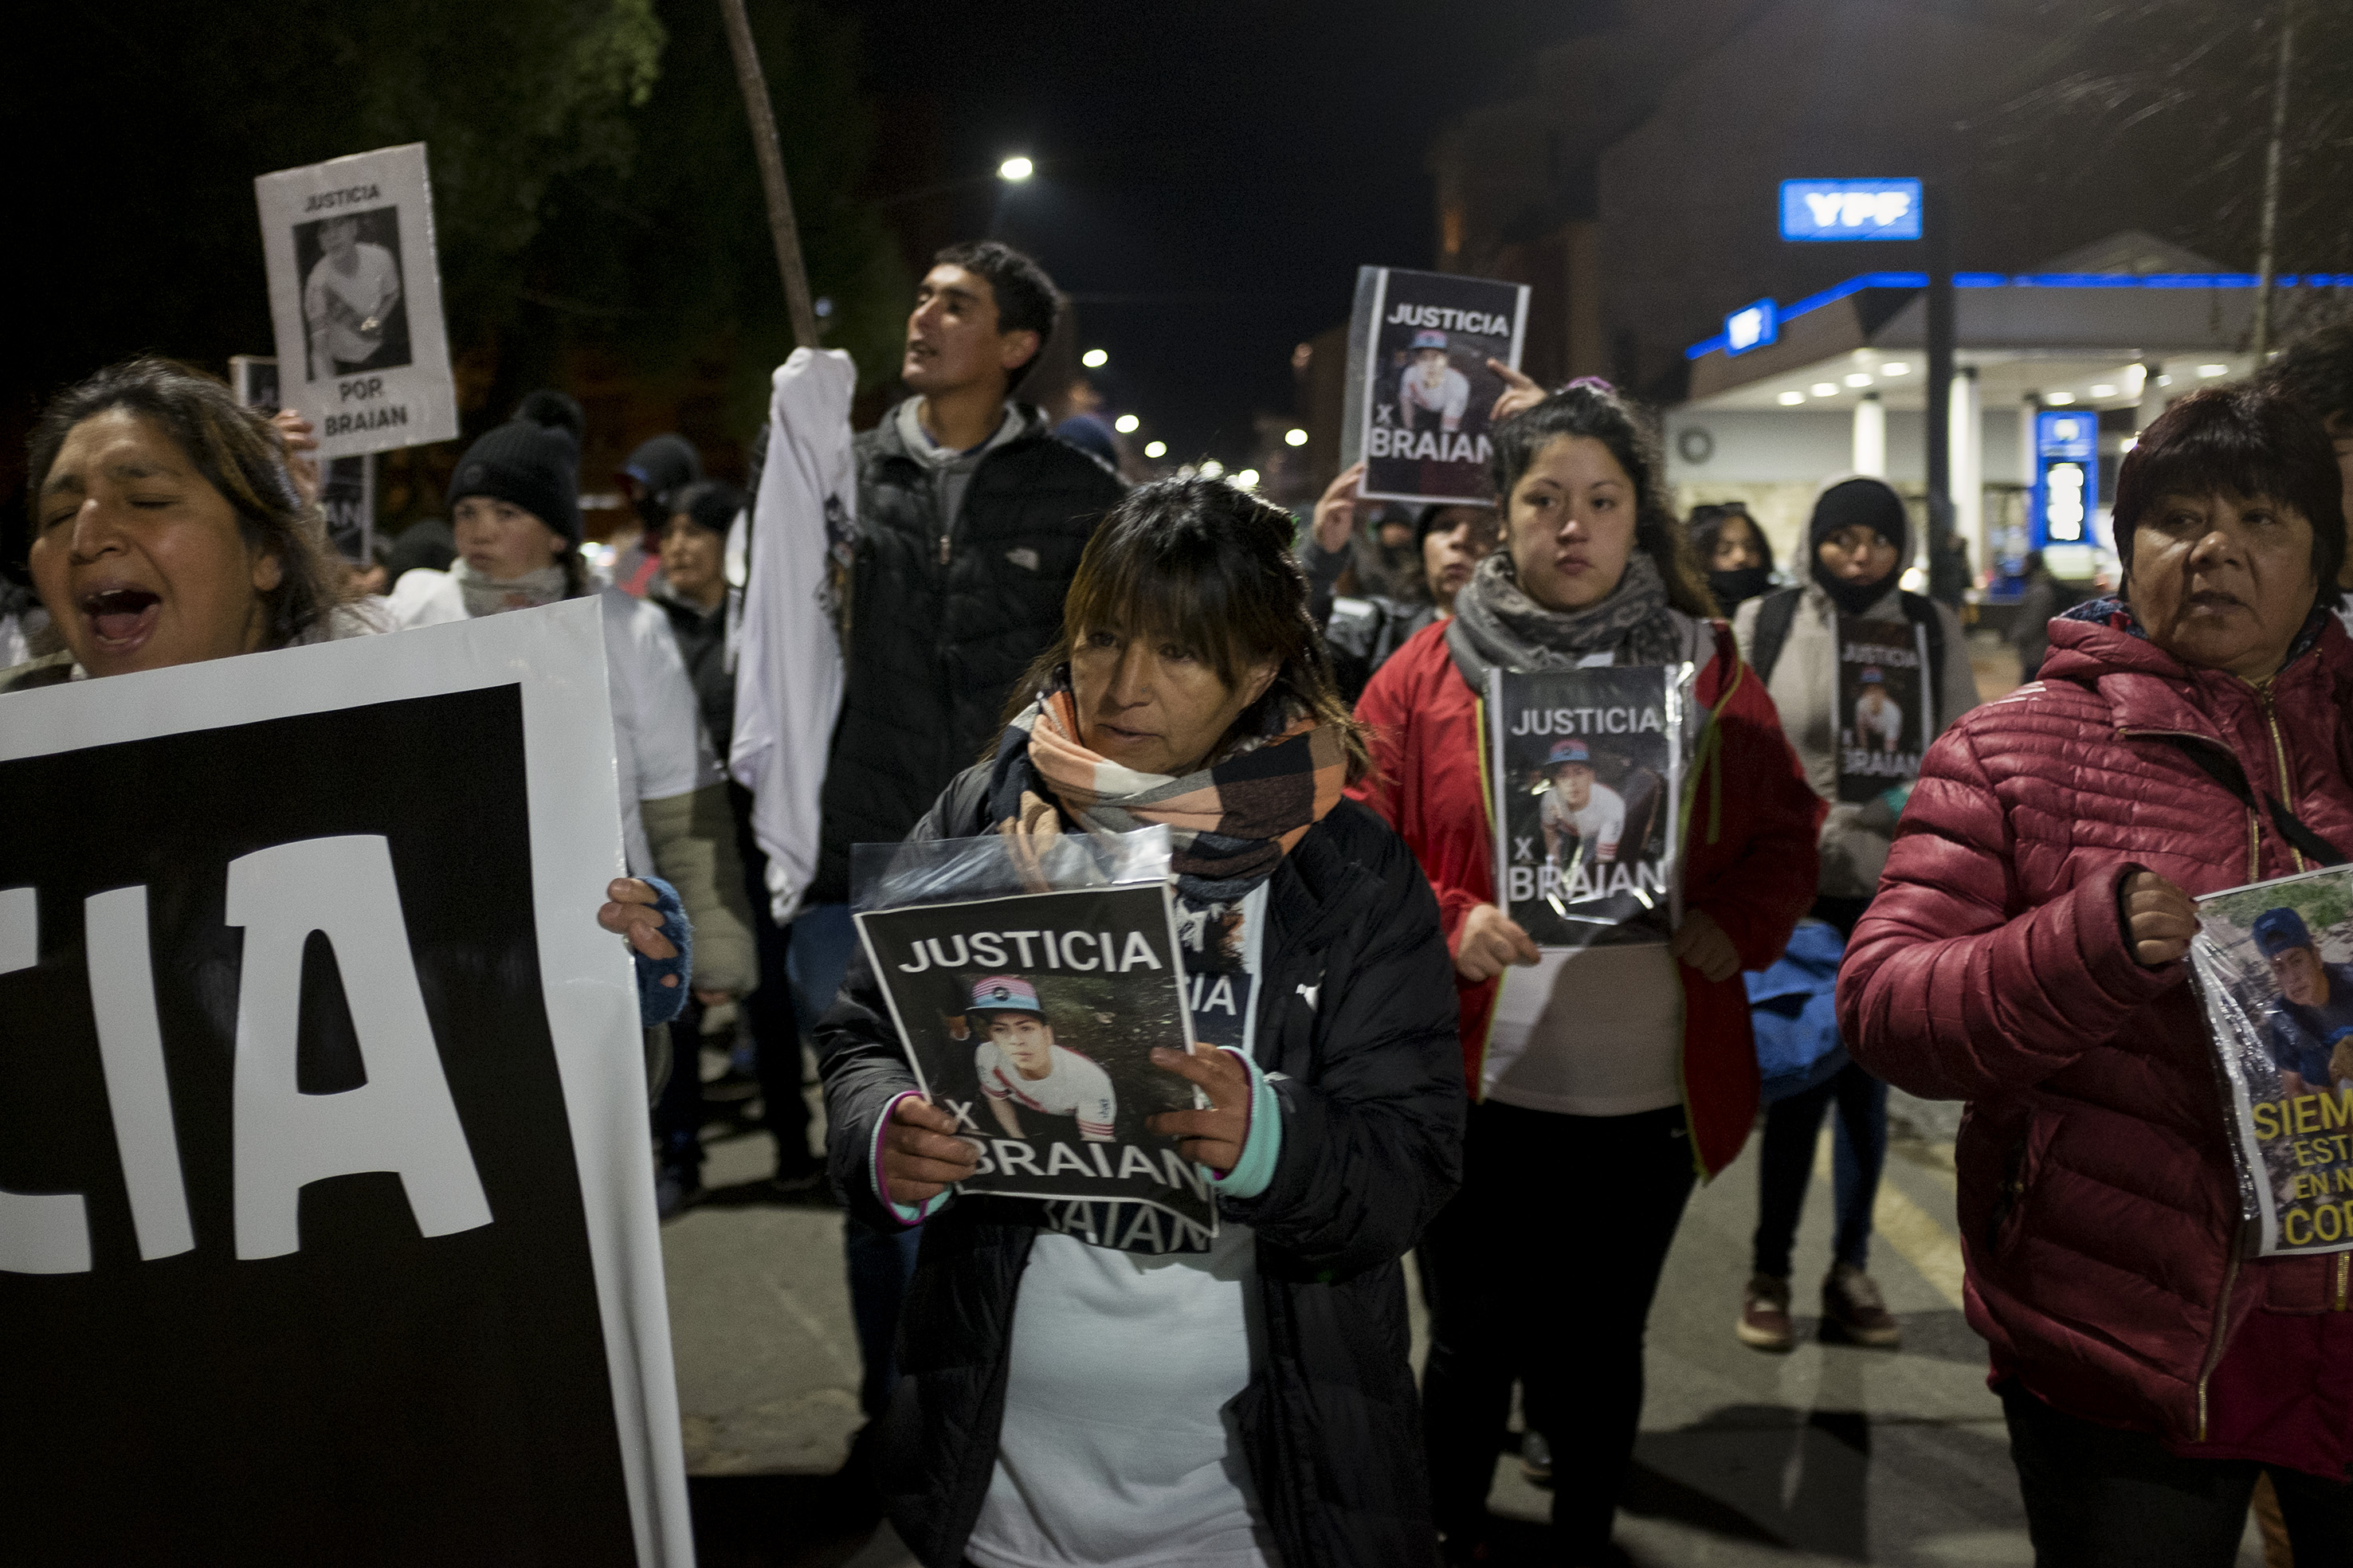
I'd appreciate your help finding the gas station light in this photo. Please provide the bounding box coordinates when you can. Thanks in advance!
[2197,364,2229,378]
[2089,384,2117,398]
[1778,390,1806,406]
[2046,392,2076,405]
[1880,363,1909,375]
[1811,383,1837,397]
[1844,372,1873,388]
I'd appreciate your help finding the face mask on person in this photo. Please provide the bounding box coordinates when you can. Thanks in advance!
[1708,564,1775,610]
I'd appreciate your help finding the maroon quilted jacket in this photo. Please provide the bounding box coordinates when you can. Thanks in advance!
[1841,604,2353,1469]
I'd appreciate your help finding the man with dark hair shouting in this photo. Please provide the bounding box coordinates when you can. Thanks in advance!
[784,239,1126,1424]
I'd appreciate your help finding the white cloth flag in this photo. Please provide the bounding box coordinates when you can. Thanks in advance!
[731,347,858,923]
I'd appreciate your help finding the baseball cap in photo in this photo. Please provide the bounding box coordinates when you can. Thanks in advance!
[1547,739,1591,767]
[971,975,1043,1015]
[2256,907,2315,958]
[1861,667,1885,686]
[1412,330,1449,352]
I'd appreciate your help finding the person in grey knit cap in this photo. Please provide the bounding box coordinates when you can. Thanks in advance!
[387,394,759,1212]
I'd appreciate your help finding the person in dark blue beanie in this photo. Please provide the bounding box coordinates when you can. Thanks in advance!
[2255,905,2353,1094]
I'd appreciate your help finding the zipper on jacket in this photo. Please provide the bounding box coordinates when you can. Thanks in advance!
[939,531,951,566]
[2195,1248,2242,1443]
[2337,1252,2350,1312]
[2256,681,2307,875]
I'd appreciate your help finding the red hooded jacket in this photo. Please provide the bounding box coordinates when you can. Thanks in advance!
[1351,616,1822,1177]
[1840,607,2353,1474]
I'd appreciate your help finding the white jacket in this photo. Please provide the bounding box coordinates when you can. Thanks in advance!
[386,571,721,876]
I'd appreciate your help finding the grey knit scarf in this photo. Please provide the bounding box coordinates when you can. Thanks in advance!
[1448,550,1683,681]
[452,558,572,618]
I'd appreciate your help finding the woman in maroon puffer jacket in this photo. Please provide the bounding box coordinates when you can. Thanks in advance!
[1841,386,2353,1565]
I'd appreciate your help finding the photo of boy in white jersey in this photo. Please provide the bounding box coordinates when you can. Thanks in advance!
[1398,329,1471,434]
[1538,737,1625,868]
[970,974,1118,1142]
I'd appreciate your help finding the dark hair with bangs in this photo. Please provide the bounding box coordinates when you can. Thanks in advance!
[2112,385,2347,593]
[1489,383,1717,619]
[1686,501,1775,573]
[1006,476,1371,782]
[25,357,351,651]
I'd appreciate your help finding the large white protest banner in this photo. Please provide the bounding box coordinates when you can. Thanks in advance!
[0,601,691,1565]
[256,142,461,460]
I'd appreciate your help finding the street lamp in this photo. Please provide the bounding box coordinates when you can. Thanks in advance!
[1082,348,1108,368]
[1284,428,1308,447]
[998,156,1033,182]
[1143,441,1167,459]
[1115,414,1139,434]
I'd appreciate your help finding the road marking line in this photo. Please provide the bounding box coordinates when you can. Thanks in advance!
[1815,1132,1968,1309]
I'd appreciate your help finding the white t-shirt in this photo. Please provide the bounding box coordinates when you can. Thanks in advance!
[1399,363,1470,429]
[978,1041,1117,1141]
[385,572,719,875]
[304,244,400,366]
[966,884,1277,1568]
[1538,779,1626,862]
[1855,691,1903,749]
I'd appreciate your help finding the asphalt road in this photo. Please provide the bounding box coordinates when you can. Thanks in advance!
[657,1075,2267,1567]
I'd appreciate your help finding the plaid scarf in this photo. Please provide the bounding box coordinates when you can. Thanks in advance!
[987,680,1349,905]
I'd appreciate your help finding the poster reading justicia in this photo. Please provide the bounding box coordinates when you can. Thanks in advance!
[1343,265,1530,506]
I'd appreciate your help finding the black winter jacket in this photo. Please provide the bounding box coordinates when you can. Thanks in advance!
[818,766,1465,1568]
[810,404,1124,904]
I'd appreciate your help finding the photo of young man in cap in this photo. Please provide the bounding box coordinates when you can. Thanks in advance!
[968,974,1118,1142]
[1398,330,1469,435]
[1853,666,1904,754]
[300,211,407,381]
[2255,907,2353,1096]
[1538,739,1625,870]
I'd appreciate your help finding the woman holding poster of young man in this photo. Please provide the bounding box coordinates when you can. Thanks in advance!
[1354,379,1822,1564]
[1842,387,2353,1563]
[819,477,1465,1567]
[4,358,693,1017]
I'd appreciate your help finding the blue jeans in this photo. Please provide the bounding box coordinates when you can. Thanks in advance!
[1754,1061,1887,1277]
[790,900,922,1420]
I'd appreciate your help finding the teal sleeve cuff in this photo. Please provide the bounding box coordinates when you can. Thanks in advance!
[1209,1048,1283,1201]
[871,1089,948,1228]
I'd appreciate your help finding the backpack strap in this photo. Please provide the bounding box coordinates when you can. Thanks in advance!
[1898,590,1949,722]
[1749,586,1803,684]
[2165,739,2350,868]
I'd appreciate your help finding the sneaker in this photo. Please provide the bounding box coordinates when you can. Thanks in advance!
[1737,1273,1795,1351]
[1822,1262,1902,1347]
[1519,1429,1553,1485]
[655,1165,701,1220]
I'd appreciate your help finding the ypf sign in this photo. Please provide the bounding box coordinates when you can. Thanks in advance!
[1780,178,1924,242]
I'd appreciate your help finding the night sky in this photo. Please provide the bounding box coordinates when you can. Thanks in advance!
[845,0,1607,468]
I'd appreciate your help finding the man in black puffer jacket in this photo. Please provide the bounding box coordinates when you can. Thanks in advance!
[789,240,1126,1422]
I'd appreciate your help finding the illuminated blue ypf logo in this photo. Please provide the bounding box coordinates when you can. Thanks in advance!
[1780,179,1924,241]
[1724,299,1777,355]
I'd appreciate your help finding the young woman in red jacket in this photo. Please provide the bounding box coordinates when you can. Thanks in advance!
[1841,386,2353,1566]
[1352,382,1823,1566]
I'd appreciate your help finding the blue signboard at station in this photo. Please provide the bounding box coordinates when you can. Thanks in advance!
[1780,178,1924,241]
[2032,410,2100,549]
[1724,299,1778,355]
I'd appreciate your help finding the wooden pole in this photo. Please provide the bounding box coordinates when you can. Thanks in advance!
[718,0,822,350]
[2250,0,2296,362]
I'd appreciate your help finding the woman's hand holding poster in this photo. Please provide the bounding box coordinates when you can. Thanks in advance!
[2191,865,2353,1255]
[855,884,1217,1236]
[1486,665,1688,950]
